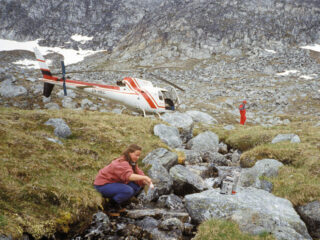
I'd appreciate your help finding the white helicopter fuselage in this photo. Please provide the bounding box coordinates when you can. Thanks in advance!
[40,77,170,113]
[34,47,178,114]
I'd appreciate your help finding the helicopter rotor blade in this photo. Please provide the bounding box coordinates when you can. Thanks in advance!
[148,73,185,92]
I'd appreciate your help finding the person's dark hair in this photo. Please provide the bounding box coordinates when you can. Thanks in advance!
[122,144,142,170]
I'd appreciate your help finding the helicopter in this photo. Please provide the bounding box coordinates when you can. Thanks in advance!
[34,48,184,116]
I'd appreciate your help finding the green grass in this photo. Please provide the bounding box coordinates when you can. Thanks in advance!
[1,107,319,239]
[0,107,166,238]
[193,219,275,240]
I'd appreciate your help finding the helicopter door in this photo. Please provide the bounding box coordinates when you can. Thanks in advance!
[161,89,178,111]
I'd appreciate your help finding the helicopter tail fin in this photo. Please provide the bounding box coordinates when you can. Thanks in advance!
[34,47,55,97]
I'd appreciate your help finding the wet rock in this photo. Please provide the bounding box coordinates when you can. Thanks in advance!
[126,208,190,223]
[157,194,185,210]
[83,211,110,239]
[159,217,184,231]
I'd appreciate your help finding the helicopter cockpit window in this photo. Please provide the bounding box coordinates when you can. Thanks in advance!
[158,91,163,100]
[116,80,125,86]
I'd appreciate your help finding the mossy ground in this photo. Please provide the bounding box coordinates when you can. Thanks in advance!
[0,107,319,239]
[0,107,165,238]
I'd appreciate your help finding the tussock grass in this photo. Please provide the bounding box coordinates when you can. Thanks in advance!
[0,107,165,239]
[193,218,275,240]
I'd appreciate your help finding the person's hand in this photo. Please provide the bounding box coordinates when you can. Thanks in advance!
[143,176,152,185]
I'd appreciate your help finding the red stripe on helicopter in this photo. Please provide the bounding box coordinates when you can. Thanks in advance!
[64,79,120,90]
[40,69,120,90]
[37,59,46,63]
[123,77,157,109]
[131,78,165,109]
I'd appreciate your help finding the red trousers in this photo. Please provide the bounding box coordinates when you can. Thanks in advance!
[240,111,246,125]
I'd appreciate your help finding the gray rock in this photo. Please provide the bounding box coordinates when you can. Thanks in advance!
[157,194,185,210]
[177,149,202,165]
[160,112,194,143]
[159,217,184,232]
[142,148,178,171]
[223,125,235,130]
[44,102,60,110]
[81,98,93,109]
[44,118,72,138]
[0,80,27,98]
[136,216,159,231]
[186,131,219,153]
[202,152,229,166]
[154,124,182,148]
[296,201,320,239]
[239,159,283,190]
[169,165,207,195]
[185,188,311,240]
[62,97,77,109]
[185,110,217,125]
[126,208,190,223]
[84,211,110,239]
[271,134,301,144]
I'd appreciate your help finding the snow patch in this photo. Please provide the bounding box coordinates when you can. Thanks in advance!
[276,70,299,76]
[301,44,320,52]
[71,34,93,43]
[299,74,317,80]
[265,49,276,53]
[0,38,103,66]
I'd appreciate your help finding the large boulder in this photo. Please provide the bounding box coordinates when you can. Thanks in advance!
[296,201,320,239]
[185,188,311,240]
[144,163,173,200]
[0,79,27,98]
[154,124,182,148]
[169,165,207,195]
[239,159,283,191]
[186,131,219,154]
[160,112,194,143]
[142,148,178,171]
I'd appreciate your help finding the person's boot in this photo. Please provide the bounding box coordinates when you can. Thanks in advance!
[105,199,126,217]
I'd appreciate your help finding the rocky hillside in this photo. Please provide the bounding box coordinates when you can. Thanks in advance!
[1,0,320,54]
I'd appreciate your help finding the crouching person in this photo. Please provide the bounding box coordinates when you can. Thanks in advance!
[94,144,153,216]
